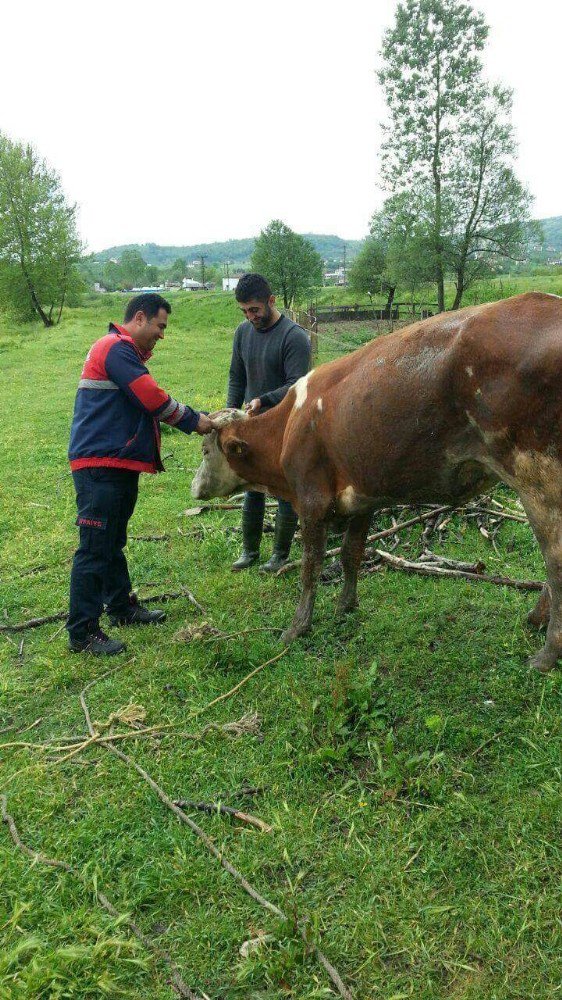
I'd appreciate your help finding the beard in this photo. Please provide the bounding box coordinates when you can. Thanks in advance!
[252,304,273,329]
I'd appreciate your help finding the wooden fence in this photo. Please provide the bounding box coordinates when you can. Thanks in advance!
[315,302,437,323]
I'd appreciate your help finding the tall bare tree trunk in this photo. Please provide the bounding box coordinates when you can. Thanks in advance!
[432,56,445,313]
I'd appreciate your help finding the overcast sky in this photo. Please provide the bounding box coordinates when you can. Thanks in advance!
[2,0,560,252]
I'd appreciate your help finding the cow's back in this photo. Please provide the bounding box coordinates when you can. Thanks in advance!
[281,293,562,506]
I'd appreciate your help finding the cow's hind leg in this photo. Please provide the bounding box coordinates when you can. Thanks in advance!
[337,511,372,614]
[527,583,551,629]
[520,496,562,672]
[281,506,328,645]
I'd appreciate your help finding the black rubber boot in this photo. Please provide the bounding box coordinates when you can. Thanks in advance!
[259,514,298,574]
[231,511,263,571]
[108,593,166,627]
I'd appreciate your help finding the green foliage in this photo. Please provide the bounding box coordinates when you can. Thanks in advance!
[348,238,386,296]
[378,0,531,310]
[0,132,82,326]
[119,249,151,288]
[251,220,323,308]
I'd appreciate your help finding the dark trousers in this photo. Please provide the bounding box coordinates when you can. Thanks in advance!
[67,467,139,641]
[243,490,297,524]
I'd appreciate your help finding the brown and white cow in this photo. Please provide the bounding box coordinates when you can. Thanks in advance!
[192,292,562,671]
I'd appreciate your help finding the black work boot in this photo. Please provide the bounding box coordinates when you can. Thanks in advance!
[108,593,166,626]
[231,511,263,571]
[260,514,298,574]
[69,626,126,657]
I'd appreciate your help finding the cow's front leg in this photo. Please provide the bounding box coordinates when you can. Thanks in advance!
[337,511,372,614]
[281,514,327,644]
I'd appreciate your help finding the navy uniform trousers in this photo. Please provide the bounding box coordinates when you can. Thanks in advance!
[67,467,139,641]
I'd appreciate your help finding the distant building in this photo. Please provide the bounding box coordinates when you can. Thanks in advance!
[182,278,204,290]
[324,267,346,286]
[93,282,106,293]
[222,277,239,292]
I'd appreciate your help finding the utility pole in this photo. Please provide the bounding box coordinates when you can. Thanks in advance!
[200,253,208,288]
[342,244,347,287]
[225,260,231,286]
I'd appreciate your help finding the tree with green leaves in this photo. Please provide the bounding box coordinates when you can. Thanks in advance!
[119,248,149,289]
[443,85,533,307]
[378,0,531,311]
[168,257,187,282]
[348,237,386,298]
[101,259,122,293]
[251,220,322,308]
[0,132,82,326]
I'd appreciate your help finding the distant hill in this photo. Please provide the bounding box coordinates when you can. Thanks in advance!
[88,218,562,272]
[91,234,364,268]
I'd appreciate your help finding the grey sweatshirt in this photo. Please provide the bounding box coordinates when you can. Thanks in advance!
[226,314,311,410]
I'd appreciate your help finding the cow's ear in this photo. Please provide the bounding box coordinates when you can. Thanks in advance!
[225,437,249,459]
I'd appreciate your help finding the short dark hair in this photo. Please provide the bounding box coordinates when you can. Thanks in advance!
[124,293,171,323]
[235,273,272,304]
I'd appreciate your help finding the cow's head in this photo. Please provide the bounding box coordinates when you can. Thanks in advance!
[191,409,252,499]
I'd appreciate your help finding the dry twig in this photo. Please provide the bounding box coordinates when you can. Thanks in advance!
[277,505,452,575]
[0,794,202,999]
[0,587,206,634]
[374,549,543,591]
[173,798,272,833]
[78,659,353,999]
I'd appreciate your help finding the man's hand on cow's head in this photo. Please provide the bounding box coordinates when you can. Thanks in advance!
[245,398,262,416]
[195,413,215,435]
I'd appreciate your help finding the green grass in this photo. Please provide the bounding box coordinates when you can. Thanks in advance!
[0,288,561,999]
[313,273,562,308]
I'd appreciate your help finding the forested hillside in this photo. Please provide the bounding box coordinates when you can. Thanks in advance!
[91,234,363,267]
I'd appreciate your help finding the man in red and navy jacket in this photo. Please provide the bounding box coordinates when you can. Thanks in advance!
[67,293,213,656]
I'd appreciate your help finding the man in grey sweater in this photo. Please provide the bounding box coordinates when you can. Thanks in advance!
[226,272,311,572]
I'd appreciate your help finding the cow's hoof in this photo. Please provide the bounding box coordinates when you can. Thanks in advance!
[281,624,309,645]
[529,649,558,673]
[337,598,358,616]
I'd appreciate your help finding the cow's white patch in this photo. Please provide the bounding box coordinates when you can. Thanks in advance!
[376,357,386,366]
[293,371,314,409]
[317,398,323,412]
[336,486,373,516]
[211,408,247,427]
[191,429,249,499]
[338,486,358,514]
[465,365,474,377]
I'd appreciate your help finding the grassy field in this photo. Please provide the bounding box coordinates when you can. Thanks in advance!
[0,287,561,999]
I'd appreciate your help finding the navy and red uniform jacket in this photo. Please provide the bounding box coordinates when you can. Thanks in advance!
[68,323,200,474]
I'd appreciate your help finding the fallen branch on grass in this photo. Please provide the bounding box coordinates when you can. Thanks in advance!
[0,794,203,999]
[184,501,278,516]
[172,798,272,833]
[81,738,353,996]
[277,505,452,576]
[373,549,543,591]
[130,533,170,542]
[0,587,206,634]
[1,712,264,761]
[77,657,353,999]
